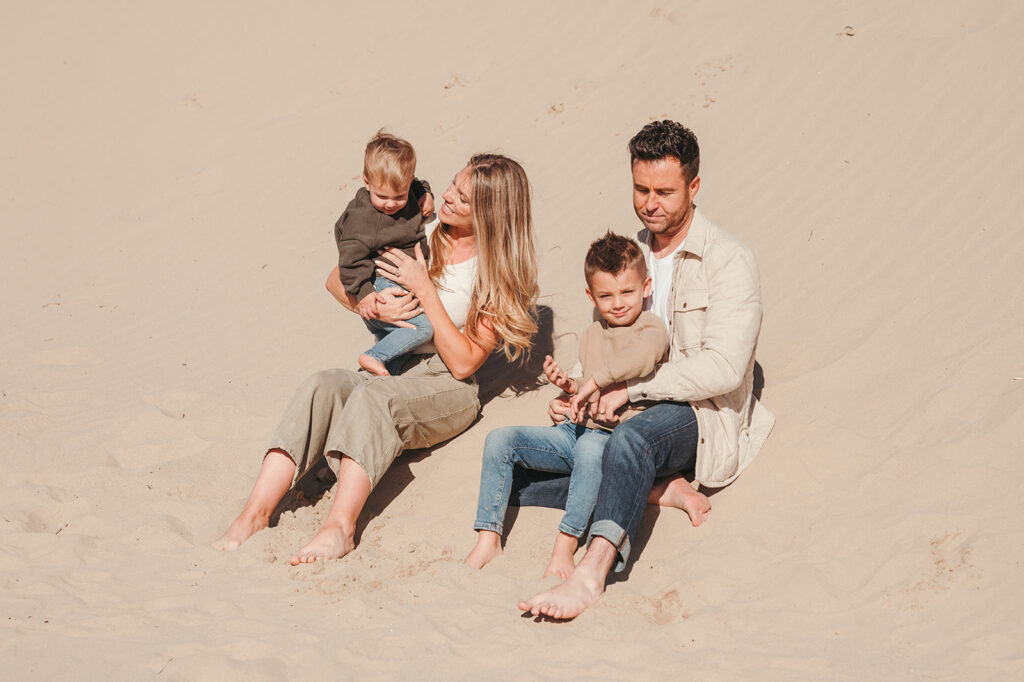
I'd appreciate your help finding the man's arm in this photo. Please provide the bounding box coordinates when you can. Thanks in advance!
[627,246,762,403]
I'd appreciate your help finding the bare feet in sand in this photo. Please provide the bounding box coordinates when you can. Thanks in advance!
[542,532,579,580]
[519,538,616,620]
[464,530,502,569]
[649,475,711,526]
[213,510,270,551]
[289,521,355,565]
[358,354,390,376]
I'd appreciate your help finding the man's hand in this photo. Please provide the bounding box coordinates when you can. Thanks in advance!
[591,381,628,424]
[417,192,435,218]
[357,292,380,320]
[547,392,572,425]
[542,355,577,394]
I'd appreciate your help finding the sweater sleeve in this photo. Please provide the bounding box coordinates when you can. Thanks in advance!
[584,313,669,388]
[411,177,432,199]
[334,210,377,301]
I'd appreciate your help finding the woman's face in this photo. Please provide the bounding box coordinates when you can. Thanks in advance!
[440,166,474,231]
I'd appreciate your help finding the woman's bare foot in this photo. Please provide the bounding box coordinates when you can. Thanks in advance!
[213,510,269,551]
[648,475,711,526]
[289,521,355,565]
[358,354,390,376]
[542,532,579,580]
[519,538,616,620]
[464,530,502,569]
[212,450,296,551]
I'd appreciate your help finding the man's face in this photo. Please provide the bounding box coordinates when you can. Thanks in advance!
[364,175,412,215]
[631,157,700,239]
[586,267,652,328]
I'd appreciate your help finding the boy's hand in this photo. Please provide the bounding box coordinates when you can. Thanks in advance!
[547,393,572,425]
[417,192,435,218]
[542,355,577,394]
[357,292,380,320]
[569,377,600,423]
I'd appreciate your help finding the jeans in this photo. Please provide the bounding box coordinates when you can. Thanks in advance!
[474,419,610,538]
[363,276,432,371]
[509,403,699,571]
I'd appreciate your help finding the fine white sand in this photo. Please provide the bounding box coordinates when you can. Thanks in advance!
[2,1,1022,678]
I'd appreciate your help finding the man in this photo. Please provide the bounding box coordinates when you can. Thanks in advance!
[517,120,775,619]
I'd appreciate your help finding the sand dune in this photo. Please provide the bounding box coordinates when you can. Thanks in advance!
[2,1,1022,678]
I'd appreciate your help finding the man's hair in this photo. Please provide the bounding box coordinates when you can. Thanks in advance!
[628,120,700,181]
[584,231,647,286]
[363,129,416,188]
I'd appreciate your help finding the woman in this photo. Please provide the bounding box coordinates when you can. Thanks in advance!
[214,154,538,564]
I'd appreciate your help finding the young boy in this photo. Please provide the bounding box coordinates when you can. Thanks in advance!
[464,232,669,579]
[334,130,435,376]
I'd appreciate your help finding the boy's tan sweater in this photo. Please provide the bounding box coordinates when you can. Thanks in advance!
[577,311,669,431]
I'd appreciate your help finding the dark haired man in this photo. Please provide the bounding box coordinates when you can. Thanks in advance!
[518,121,775,619]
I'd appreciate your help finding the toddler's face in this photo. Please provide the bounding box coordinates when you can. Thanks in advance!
[586,267,651,328]
[364,175,412,215]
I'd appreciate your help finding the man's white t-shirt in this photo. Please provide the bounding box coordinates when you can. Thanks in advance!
[646,239,685,325]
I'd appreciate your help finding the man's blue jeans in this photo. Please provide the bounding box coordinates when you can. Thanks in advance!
[363,276,432,371]
[474,419,610,538]
[510,402,699,571]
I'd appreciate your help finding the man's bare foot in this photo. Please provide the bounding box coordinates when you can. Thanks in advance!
[649,476,711,526]
[519,558,606,619]
[358,354,390,376]
[518,537,616,620]
[213,510,269,551]
[289,521,355,565]
[464,530,502,569]
[542,532,579,580]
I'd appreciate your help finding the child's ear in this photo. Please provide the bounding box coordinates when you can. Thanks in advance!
[642,276,652,298]
[362,173,370,188]
[585,287,596,307]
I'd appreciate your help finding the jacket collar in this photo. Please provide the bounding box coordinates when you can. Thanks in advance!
[638,205,708,259]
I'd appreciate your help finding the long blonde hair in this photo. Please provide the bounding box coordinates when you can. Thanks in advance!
[427,154,538,361]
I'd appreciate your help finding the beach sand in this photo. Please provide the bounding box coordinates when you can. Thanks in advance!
[2,1,1022,678]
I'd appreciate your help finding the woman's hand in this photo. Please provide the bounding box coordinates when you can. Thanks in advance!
[375,244,431,298]
[374,287,422,328]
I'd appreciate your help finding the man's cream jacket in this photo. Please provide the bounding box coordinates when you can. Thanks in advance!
[628,208,775,487]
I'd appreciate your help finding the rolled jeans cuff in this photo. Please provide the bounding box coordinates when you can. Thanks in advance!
[473,521,502,534]
[588,519,630,573]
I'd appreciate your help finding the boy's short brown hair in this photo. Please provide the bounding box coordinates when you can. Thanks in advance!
[363,130,416,189]
[584,231,647,286]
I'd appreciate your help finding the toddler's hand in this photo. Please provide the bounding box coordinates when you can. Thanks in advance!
[418,192,435,218]
[357,293,380,320]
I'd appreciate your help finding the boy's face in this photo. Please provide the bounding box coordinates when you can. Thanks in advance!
[363,174,412,215]
[585,266,651,328]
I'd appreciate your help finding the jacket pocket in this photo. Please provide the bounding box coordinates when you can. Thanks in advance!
[672,289,708,353]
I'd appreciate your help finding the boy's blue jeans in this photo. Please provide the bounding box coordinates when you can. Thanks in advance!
[509,402,699,571]
[363,276,432,371]
[474,419,610,538]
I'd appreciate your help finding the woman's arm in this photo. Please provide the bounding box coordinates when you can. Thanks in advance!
[376,246,496,380]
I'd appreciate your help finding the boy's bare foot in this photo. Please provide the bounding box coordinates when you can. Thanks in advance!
[289,521,355,565]
[358,354,390,376]
[542,532,579,580]
[464,530,503,569]
[649,475,711,526]
[213,510,269,551]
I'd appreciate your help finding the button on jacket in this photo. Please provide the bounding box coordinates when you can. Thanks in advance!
[627,208,775,487]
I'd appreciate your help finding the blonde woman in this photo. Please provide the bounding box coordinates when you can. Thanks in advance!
[214,154,538,564]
